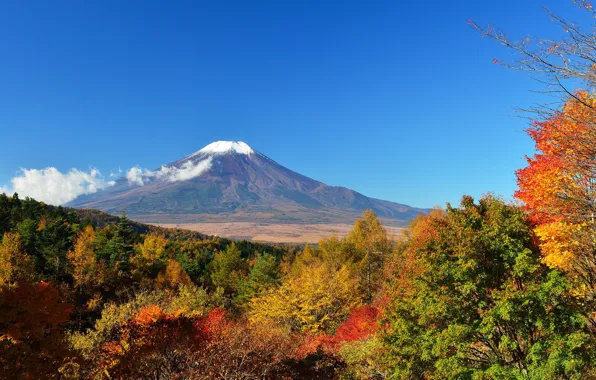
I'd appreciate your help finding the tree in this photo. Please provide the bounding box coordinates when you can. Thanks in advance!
[108,214,137,271]
[249,260,360,334]
[237,252,280,302]
[0,281,73,378]
[14,219,38,267]
[472,0,596,340]
[210,243,247,296]
[37,215,75,280]
[156,260,193,290]
[132,233,167,276]
[346,210,392,302]
[0,232,34,286]
[95,305,201,379]
[471,2,596,111]
[69,293,296,378]
[67,225,108,292]
[0,193,10,237]
[183,308,298,379]
[382,196,594,378]
[515,94,596,302]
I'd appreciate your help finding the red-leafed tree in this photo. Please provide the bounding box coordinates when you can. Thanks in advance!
[0,281,73,379]
[186,308,298,378]
[333,304,380,344]
[87,306,299,379]
[298,304,381,357]
[97,305,203,378]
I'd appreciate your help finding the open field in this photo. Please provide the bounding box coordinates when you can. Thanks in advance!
[154,222,404,243]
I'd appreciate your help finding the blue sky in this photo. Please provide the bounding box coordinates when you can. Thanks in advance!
[0,0,582,208]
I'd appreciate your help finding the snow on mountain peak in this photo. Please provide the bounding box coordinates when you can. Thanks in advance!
[197,141,254,156]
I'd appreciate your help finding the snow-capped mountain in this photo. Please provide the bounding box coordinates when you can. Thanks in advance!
[68,141,427,225]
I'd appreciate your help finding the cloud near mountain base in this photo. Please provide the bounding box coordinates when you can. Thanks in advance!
[0,167,115,206]
[1,157,214,206]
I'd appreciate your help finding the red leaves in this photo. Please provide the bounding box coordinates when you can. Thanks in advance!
[98,306,202,377]
[297,305,380,357]
[334,305,380,343]
[97,306,298,378]
[193,307,228,339]
[0,281,73,378]
[0,281,72,343]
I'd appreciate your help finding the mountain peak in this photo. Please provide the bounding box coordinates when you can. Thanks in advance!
[68,141,428,227]
[197,141,254,156]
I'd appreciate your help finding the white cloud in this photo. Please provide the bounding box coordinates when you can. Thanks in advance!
[0,167,115,205]
[128,157,213,186]
[126,166,153,186]
[0,158,213,205]
[156,157,213,182]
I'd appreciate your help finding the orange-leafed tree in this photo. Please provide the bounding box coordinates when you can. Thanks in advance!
[516,92,596,295]
[155,259,193,290]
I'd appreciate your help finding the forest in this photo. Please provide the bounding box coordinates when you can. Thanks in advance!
[1,177,595,379]
[3,2,596,379]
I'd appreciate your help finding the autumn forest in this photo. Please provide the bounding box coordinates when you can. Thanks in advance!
[3,2,596,379]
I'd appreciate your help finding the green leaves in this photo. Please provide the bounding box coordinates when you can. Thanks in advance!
[382,196,594,379]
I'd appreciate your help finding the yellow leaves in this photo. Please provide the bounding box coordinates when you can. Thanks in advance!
[249,262,360,334]
[131,234,168,278]
[0,232,34,286]
[67,226,107,289]
[534,221,583,271]
[136,234,167,263]
[347,209,391,253]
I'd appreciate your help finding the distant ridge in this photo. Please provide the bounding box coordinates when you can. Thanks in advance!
[68,141,427,226]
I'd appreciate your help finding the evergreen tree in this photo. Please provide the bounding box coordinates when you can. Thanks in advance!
[108,214,137,271]
[238,253,280,302]
[210,243,248,295]
[0,193,11,237]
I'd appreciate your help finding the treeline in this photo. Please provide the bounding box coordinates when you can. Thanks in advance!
[1,191,594,379]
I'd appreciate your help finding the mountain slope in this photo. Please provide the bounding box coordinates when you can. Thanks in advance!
[68,141,427,226]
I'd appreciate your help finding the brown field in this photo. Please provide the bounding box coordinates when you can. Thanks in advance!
[154,222,404,243]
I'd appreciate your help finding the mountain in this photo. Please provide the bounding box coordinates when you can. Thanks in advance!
[68,141,427,226]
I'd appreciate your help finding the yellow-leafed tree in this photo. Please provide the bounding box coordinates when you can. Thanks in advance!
[0,232,34,286]
[67,226,108,291]
[249,260,359,334]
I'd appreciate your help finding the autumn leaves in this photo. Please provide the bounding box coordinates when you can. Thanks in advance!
[516,93,596,298]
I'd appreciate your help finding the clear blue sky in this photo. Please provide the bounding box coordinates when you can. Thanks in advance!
[0,0,581,208]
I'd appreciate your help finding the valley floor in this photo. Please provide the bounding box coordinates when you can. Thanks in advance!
[154,222,404,243]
